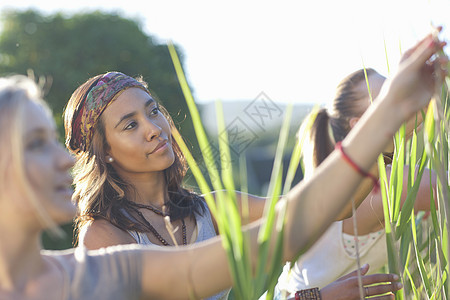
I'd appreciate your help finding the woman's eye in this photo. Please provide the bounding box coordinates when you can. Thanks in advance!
[27,138,46,150]
[124,121,137,130]
[150,106,159,115]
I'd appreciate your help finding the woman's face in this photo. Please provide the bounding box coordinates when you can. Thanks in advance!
[358,72,386,109]
[101,88,175,178]
[5,101,76,226]
[367,72,386,100]
[348,72,386,129]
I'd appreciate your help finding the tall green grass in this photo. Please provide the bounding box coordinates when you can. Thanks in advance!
[168,41,304,299]
[168,31,450,299]
[376,58,450,299]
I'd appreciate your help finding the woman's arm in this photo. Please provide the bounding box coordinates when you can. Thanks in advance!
[80,219,136,249]
[235,192,267,224]
[336,110,425,221]
[343,165,437,235]
[334,164,379,220]
[205,190,268,231]
[140,224,258,299]
[138,32,446,299]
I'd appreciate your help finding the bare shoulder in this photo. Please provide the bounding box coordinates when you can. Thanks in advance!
[80,219,136,250]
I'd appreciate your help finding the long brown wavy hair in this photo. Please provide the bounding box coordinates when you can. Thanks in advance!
[64,74,204,245]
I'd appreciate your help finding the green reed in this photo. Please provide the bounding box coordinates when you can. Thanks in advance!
[168,28,450,299]
[168,41,307,299]
[376,65,450,299]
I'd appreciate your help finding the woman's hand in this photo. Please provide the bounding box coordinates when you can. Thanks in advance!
[319,264,402,300]
[287,264,402,300]
[380,28,447,122]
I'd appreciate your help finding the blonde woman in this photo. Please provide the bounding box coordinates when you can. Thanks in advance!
[0,31,445,299]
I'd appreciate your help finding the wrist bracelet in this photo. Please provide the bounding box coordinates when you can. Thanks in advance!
[335,142,380,192]
[294,287,322,300]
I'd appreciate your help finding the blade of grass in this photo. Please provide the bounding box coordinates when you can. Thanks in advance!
[286,106,320,266]
[255,104,293,294]
[171,128,216,215]
[411,198,433,298]
[283,105,319,195]
[167,42,224,193]
[392,125,405,222]
[215,100,253,298]
[378,154,402,290]
[395,149,428,239]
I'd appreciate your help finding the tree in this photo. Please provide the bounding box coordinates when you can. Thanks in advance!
[0,9,200,249]
[0,9,198,147]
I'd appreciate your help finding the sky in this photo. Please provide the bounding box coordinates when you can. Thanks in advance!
[0,0,449,106]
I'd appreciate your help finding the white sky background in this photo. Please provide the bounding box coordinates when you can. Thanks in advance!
[1,0,449,106]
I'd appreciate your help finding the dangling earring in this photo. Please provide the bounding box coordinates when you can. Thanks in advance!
[107,156,114,163]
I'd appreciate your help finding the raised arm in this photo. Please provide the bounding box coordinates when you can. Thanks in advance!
[138,32,446,300]
[343,165,437,235]
[334,164,379,220]
[205,190,268,230]
[335,107,426,221]
[283,33,446,257]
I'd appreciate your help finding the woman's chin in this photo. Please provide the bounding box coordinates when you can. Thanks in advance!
[50,203,77,224]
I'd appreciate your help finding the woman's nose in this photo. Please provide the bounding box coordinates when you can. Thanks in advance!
[56,142,75,170]
[144,119,162,141]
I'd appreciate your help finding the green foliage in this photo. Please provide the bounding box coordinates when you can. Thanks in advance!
[0,9,199,249]
[377,79,450,299]
[169,42,297,299]
[169,41,318,299]
[0,9,198,149]
[41,222,74,250]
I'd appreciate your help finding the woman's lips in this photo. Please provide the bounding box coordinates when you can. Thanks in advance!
[149,140,168,154]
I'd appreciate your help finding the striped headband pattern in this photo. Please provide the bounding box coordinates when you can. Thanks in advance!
[73,72,149,152]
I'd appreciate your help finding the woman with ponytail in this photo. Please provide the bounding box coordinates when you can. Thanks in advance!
[274,67,438,296]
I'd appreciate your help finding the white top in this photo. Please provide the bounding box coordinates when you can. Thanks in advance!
[274,220,387,296]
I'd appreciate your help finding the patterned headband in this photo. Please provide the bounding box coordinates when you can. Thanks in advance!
[73,72,149,152]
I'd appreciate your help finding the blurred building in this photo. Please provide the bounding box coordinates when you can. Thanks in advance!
[199,98,314,195]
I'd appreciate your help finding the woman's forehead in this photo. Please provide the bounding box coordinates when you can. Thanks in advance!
[23,101,55,136]
[103,88,154,120]
[111,88,153,108]
[355,73,385,95]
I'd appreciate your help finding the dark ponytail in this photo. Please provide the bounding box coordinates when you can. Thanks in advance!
[300,68,382,173]
[309,108,335,168]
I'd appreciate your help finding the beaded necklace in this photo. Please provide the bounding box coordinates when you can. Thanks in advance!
[135,204,187,246]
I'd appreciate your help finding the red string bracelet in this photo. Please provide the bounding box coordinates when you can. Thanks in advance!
[335,142,380,192]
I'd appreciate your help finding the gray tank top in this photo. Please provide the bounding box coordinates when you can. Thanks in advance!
[43,246,142,300]
[127,206,230,300]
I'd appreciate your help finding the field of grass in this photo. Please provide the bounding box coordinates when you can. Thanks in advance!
[169,32,450,299]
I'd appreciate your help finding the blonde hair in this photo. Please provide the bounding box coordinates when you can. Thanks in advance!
[0,75,63,236]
